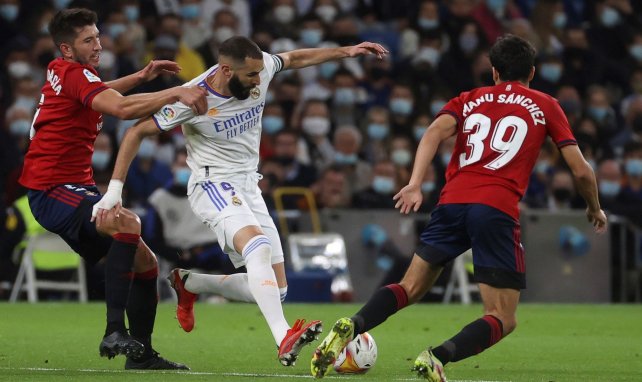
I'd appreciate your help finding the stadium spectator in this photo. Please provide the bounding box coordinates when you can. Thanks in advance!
[352,159,398,209]
[362,106,391,164]
[273,129,317,188]
[124,137,173,208]
[312,165,352,209]
[298,98,334,169]
[389,134,414,186]
[196,9,240,68]
[202,0,252,38]
[18,7,207,369]
[311,34,606,380]
[547,168,584,211]
[179,0,210,49]
[331,125,372,194]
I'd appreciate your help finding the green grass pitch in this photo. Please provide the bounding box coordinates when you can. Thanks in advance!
[1,302,641,381]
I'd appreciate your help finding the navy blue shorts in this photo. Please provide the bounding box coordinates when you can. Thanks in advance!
[27,184,113,265]
[416,204,526,290]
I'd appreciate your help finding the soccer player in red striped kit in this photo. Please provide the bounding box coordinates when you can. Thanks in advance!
[19,8,207,369]
[312,34,607,380]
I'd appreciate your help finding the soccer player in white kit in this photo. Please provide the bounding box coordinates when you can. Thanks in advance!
[92,36,388,366]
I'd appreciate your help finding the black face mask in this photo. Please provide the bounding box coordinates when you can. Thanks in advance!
[632,115,642,133]
[229,74,252,100]
[553,188,572,202]
[37,51,55,67]
[275,155,296,166]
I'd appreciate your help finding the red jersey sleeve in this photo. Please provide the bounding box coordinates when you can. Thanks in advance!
[437,92,466,127]
[62,66,108,107]
[545,98,576,148]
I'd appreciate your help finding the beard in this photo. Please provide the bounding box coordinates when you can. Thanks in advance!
[229,74,253,100]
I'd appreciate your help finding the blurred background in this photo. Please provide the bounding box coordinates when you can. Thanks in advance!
[1,0,642,304]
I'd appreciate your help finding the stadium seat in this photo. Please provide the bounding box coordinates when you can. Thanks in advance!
[9,196,87,303]
[442,249,479,304]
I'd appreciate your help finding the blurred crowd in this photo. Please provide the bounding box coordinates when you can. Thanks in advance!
[2,0,642,276]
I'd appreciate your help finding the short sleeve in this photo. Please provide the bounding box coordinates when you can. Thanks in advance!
[152,102,195,131]
[263,52,284,81]
[63,66,108,107]
[546,100,576,148]
[436,93,466,128]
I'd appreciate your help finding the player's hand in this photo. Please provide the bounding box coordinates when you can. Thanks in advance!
[91,180,124,223]
[586,208,607,234]
[393,183,423,214]
[139,60,182,82]
[176,86,208,115]
[346,42,389,59]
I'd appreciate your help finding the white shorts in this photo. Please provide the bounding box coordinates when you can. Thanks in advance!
[188,173,284,269]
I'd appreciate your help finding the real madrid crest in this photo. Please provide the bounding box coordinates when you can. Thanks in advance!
[250,87,260,100]
[232,196,243,206]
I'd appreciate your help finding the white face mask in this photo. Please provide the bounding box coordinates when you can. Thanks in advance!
[98,50,116,70]
[214,27,235,43]
[302,116,330,136]
[8,61,31,78]
[274,5,295,23]
[315,5,337,23]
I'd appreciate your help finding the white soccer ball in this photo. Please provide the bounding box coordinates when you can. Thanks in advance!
[333,332,378,374]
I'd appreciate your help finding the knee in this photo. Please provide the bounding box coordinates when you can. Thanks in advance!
[115,209,141,235]
[243,235,272,267]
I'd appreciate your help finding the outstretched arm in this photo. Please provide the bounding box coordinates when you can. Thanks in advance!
[91,117,162,222]
[277,42,388,70]
[105,60,181,94]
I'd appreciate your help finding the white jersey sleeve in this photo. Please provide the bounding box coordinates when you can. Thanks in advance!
[152,103,195,131]
[263,52,284,81]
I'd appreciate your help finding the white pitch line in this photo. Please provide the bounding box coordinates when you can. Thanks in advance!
[0,367,508,381]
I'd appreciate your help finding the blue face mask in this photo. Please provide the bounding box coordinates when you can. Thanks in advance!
[174,167,191,186]
[418,18,439,30]
[319,61,339,79]
[138,139,156,159]
[601,7,620,27]
[367,123,389,140]
[625,159,642,177]
[372,176,395,194]
[421,181,435,193]
[459,34,478,54]
[535,161,550,175]
[430,100,446,116]
[108,23,127,39]
[441,152,451,166]
[334,152,358,165]
[334,87,356,106]
[124,6,139,22]
[14,96,37,112]
[0,4,19,21]
[588,106,609,121]
[300,28,323,46]
[181,4,200,20]
[553,12,567,29]
[629,44,642,62]
[92,150,111,170]
[540,63,562,83]
[414,126,426,141]
[391,149,412,166]
[390,98,413,116]
[262,116,284,134]
[599,180,621,198]
[10,119,30,136]
[53,0,72,10]
[486,0,507,13]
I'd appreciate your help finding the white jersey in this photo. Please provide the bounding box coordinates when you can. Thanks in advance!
[151,52,283,182]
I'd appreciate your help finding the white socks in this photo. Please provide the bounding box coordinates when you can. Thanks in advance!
[242,235,289,345]
[184,272,255,302]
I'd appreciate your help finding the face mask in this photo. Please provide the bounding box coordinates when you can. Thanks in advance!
[441,152,451,166]
[601,7,620,27]
[108,23,127,39]
[459,33,479,54]
[315,5,337,23]
[14,96,37,112]
[418,18,439,30]
[99,50,116,70]
[10,119,30,136]
[599,180,621,198]
[334,87,356,106]
[8,61,31,78]
[588,106,609,121]
[301,28,323,46]
[123,5,139,22]
[421,181,436,193]
[274,5,295,23]
[334,152,357,165]
[625,159,642,177]
[559,99,581,115]
[414,47,440,67]
[275,155,296,166]
[413,126,426,141]
[552,188,572,202]
[535,161,550,175]
[391,149,412,166]
[367,123,389,140]
[430,100,446,116]
[319,61,339,79]
[629,44,642,62]
[553,12,567,29]
[0,4,18,21]
[92,150,111,170]
[539,63,562,83]
[174,167,191,186]
[53,0,72,10]
[214,26,235,43]
[262,116,284,134]
[302,116,330,136]
[372,176,395,194]
[486,0,507,13]
[138,139,157,159]
[181,4,200,20]
[390,98,413,116]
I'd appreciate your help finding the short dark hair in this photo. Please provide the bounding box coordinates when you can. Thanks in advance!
[219,36,263,62]
[49,8,98,47]
[489,34,536,82]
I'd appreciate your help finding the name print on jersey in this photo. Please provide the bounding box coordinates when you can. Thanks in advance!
[462,92,546,126]
[47,69,62,95]
[212,101,265,140]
